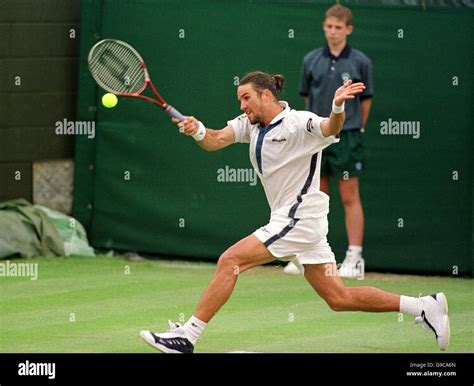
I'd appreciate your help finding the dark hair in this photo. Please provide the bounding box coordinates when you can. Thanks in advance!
[324,4,353,26]
[239,71,284,99]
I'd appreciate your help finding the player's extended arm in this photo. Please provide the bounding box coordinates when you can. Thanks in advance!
[172,116,235,151]
[320,80,366,137]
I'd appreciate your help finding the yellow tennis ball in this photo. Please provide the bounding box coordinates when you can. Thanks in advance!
[102,93,118,108]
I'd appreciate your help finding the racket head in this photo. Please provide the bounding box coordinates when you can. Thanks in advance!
[88,39,148,96]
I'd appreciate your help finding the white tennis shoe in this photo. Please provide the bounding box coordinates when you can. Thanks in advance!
[338,250,364,279]
[283,261,302,275]
[140,320,194,353]
[415,292,450,351]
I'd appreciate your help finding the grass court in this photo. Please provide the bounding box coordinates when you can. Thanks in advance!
[1,256,472,353]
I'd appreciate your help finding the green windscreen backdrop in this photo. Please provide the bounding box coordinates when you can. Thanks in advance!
[74,0,473,276]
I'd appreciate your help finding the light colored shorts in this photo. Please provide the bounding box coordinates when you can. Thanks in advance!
[253,211,336,273]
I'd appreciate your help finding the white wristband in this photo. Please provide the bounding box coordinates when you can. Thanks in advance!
[332,100,345,114]
[192,121,206,141]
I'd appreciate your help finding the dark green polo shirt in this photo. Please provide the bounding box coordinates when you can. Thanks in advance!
[299,45,373,130]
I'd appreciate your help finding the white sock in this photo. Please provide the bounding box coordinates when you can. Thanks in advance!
[399,295,423,317]
[183,315,207,344]
[348,245,363,254]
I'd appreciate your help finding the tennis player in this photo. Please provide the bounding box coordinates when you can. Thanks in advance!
[140,71,450,353]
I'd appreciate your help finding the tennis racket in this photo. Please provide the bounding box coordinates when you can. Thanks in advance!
[88,39,185,121]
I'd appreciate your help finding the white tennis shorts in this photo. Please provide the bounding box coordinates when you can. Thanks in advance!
[253,211,336,273]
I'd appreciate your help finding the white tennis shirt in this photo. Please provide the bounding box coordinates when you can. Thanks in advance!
[228,101,339,219]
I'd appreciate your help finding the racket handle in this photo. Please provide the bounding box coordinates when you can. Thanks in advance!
[165,105,185,121]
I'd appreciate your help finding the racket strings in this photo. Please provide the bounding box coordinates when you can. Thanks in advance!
[89,41,145,94]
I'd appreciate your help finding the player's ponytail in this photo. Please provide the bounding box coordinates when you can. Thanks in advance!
[273,74,284,93]
[239,71,284,99]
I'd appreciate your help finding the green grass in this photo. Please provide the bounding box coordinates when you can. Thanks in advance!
[0,256,472,353]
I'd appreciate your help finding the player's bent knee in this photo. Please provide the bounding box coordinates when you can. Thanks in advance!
[217,251,240,274]
[327,301,345,312]
[324,292,352,312]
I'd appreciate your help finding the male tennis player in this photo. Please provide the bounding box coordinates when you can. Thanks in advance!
[140,71,450,353]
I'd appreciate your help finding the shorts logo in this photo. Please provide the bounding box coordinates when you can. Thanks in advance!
[306,118,314,133]
[341,72,351,84]
[271,137,286,143]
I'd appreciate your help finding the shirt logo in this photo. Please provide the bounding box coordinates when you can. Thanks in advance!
[341,72,351,84]
[306,118,314,133]
[271,137,287,143]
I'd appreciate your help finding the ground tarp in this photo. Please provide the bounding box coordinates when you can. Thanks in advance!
[0,198,94,259]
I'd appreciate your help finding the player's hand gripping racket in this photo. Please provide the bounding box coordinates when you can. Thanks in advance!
[88,39,185,121]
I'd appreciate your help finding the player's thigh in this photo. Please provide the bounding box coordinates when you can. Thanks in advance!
[303,263,347,300]
[221,234,275,273]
